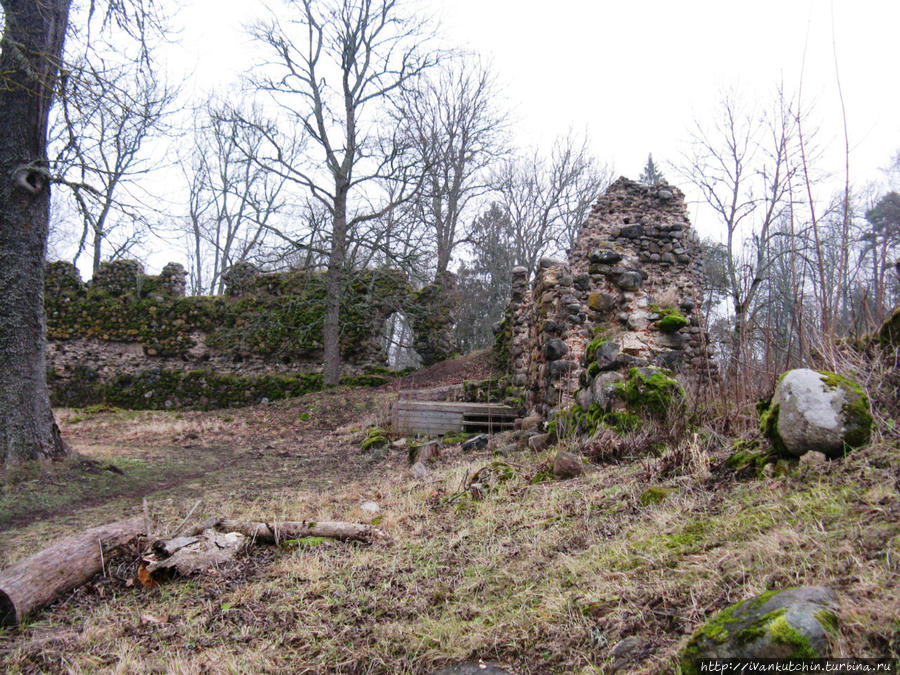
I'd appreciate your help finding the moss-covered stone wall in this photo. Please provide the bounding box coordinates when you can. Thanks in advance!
[44,260,445,409]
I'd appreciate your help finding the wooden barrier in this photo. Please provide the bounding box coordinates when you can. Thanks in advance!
[392,401,517,436]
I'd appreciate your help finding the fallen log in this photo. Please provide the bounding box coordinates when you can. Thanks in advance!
[0,516,146,627]
[145,529,247,576]
[215,520,390,545]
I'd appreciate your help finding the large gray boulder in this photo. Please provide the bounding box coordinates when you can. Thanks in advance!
[761,368,872,458]
[680,587,839,674]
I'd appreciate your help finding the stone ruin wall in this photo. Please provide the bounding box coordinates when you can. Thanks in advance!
[504,178,714,417]
[44,259,459,409]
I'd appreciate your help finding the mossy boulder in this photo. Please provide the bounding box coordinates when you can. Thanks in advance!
[761,369,872,458]
[361,427,389,452]
[680,587,839,673]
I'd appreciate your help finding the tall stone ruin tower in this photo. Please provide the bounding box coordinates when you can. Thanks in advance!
[501,177,714,417]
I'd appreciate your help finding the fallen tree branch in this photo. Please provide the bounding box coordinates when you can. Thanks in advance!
[215,520,391,545]
[1,515,389,627]
[170,499,202,538]
[0,517,146,627]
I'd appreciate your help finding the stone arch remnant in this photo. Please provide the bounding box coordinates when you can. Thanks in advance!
[497,177,715,418]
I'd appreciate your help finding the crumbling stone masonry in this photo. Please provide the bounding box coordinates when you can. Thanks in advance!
[44,260,458,409]
[498,178,714,418]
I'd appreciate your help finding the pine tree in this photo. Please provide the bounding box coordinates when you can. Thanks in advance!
[639,154,665,186]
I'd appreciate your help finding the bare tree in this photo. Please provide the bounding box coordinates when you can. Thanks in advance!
[247,0,437,385]
[679,91,795,374]
[183,103,292,295]
[402,59,507,275]
[495,133,610,276]
[51,51,176,273]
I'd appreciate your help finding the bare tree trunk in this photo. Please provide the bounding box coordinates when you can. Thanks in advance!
[323,186,348,386]
[0,0,72,467]
[92,222,103,273]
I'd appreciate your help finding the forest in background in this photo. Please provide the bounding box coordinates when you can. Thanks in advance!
[38,0,900,385]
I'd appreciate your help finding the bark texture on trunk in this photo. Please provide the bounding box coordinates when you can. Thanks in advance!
[0,0,72,466]
[322,186,348,386]
[0,516,145,627]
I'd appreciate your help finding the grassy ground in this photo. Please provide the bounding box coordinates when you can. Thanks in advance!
[1,374,898,673]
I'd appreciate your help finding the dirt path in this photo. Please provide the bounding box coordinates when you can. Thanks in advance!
[2,356,491,558]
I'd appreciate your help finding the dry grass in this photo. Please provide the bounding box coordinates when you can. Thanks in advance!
[0,375,898,673]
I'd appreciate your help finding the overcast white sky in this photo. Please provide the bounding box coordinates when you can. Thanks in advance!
[161,0,899,252]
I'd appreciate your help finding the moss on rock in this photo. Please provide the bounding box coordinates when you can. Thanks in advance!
[361,427,389,452]
[817,370,873,449]
[757,402,788,456]
[615,367,685,416]
[679,587,838,673]
[650,304,689,333]
[760,369,872,457]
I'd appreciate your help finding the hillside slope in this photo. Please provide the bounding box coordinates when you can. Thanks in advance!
[0,354,897,673]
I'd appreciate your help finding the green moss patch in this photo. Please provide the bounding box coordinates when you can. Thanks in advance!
[726,440,777,478]
[766,614,818,657]
[615,367,685,416]
[441,432,474,445]
[361,427,390,453]
[638,486,673,506]
[585,336,608,363]
[816,371,873,449]
[650,305,689,333]
[494,312,512,370]
[758,400,788,455]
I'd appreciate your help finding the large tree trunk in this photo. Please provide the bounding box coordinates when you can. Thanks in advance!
[0,516,145,627]
[322,184,348,386]
[0,0,72,467]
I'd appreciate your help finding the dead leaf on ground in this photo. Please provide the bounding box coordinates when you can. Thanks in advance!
[137,564,158,588]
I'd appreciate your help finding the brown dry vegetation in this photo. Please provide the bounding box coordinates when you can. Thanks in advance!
[0,351,898,674]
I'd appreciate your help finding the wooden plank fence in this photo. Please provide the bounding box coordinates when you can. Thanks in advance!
[391,401,518,436]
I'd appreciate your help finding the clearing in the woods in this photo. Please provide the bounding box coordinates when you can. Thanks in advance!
[0,352,898,673]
